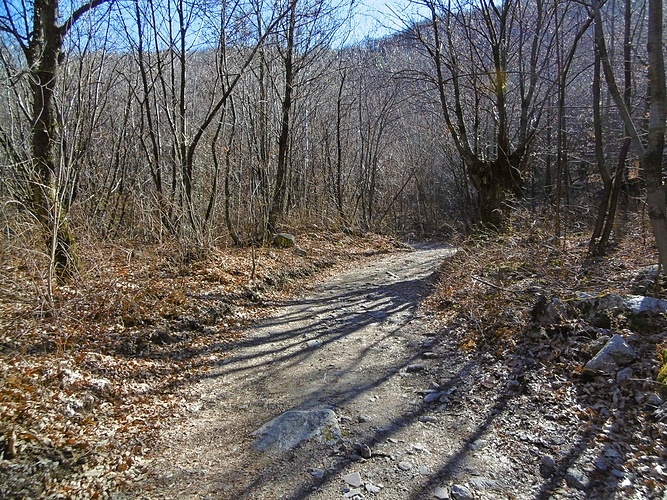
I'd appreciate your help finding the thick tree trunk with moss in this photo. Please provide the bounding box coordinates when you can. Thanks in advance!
[14,0,110,277]
[467,155,524,229]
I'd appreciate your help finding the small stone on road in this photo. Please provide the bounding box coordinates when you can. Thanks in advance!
[451,484,474,500]
[433,486,450,499]
[398,461,413,471]
[343,471,363,488]
[565,467,590,491]
[307,467,325,479]
[365,482,382,493]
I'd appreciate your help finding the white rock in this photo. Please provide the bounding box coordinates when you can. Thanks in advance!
[584,334,637,374]
[398,461,412,471]
[252,409,340,452]
[61,369,84,387]
[623,295,667,314]
[620,477,633,489]
[451,484,473,499]
[308,467,325,479]
[343,471,363,488]
[469,476,499,489]
[433,486,450,499]
[412,443,429,453]
[365,481,382,493]
[565,467,590,491]
[343,487,363,498]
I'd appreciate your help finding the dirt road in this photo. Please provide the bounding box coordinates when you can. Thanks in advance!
[128,244,546,499]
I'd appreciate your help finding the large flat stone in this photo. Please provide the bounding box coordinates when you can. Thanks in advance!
[252,408,340,452]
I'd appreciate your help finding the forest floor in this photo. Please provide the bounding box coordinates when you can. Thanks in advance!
[1,217,666,499]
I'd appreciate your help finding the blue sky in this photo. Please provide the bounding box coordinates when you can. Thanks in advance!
[348,0,426,42]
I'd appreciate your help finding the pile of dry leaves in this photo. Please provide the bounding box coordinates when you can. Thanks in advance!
[0,230,406,498]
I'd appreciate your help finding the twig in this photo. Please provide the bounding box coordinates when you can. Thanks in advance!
[471,275,516,293]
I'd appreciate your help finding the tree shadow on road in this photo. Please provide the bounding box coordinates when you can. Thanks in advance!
[131,244,635,499]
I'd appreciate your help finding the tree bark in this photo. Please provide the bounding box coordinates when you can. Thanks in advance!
[467,153,524,230]
[645,0,667,267]
[589,0,632,256]
[28,0,75,278]
[594,0,667,267]
[7,0,111,278]
[588,41,612,254]
[268,0,297,235]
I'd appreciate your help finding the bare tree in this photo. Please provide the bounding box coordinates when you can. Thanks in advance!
[0,0,113,278]
[413,0,554,229]
[128,0,288,240]
[588,0,634,256]
[266,0,352,234]
[592,0,667,266]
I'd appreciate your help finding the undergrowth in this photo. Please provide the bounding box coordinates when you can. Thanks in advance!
[426,210,660,351]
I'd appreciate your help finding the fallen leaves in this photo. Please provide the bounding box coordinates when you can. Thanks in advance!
[0,231,406,498]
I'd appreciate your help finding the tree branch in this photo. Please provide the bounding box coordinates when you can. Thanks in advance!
[60,0,113,38]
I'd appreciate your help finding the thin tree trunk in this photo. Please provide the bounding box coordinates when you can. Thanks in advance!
[268,0,297,235]
[335,70,346,223]
[589,0,632,256]
[594,0,667,266]
[589,39,613,254]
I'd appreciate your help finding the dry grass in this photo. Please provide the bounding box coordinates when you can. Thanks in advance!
[425,210,660,350]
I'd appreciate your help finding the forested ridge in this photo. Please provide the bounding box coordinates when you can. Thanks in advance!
[1,0,667,497]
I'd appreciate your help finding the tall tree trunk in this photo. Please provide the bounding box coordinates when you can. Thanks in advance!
[594,0,667,267]
[28,0,78,278]
[645,0,667,267]
[588,36,613,253]
[589,0,632,256]
[267,0,297,235]
[18,0,110,278]
[335,70,346,223]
